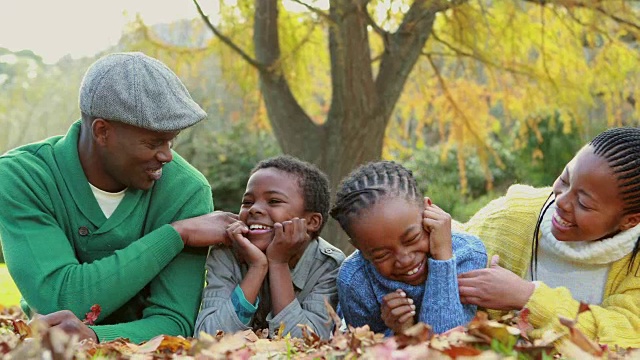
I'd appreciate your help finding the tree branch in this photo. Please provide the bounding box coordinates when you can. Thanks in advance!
[429,31,538,79]
[290,0,333,23]
[253,0,317,154]
[192,0,264,70]
[133,17,212,54]
[363,8,388,39]
[593,6,640,32]
[523,0,640,31]
[375,0,471,120]
[539,4,560,93]
[426,54,504,167]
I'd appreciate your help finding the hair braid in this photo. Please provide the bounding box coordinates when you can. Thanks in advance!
[590,127,640,274]
[330,161,422,238]
[590,127,640,215]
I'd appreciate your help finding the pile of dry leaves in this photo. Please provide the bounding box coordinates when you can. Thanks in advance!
[1,303,638,359]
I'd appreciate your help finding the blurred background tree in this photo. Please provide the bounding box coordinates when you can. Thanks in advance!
[1,0,640,255]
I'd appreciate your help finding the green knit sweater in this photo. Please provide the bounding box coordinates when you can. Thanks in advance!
[0,121,212,343]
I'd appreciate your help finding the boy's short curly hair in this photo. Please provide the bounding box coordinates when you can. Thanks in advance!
[251,155,330,238]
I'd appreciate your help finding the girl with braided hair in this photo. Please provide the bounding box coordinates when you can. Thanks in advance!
[458,127,640,347]
[331,161,487,335]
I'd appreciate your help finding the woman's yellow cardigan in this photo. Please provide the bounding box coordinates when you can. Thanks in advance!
[462,185,640,348]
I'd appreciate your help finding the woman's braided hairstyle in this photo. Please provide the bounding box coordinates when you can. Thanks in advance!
[532,127,640,277]
[330,161,422,238]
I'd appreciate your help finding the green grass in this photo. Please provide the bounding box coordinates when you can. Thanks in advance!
[0,263,21,306]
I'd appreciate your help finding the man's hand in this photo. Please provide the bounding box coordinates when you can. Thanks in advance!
[381,289,416,334]
[226,221,268,269]
[422,197,453,260]
[458,255,535,310]
[31,310,98,342]
[171,211,238,247]
[266,218,310,265]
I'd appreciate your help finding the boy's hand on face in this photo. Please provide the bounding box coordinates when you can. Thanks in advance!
[266,217,310,265]
[422,197,453,261]
[226,221,268,268]
[381,289,416,334]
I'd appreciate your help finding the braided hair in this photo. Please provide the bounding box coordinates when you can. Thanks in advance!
[532,127,640,278]
[251,155,330,239]
[330,161,422,239]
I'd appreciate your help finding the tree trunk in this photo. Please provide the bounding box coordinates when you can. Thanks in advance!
[252,0,441,252]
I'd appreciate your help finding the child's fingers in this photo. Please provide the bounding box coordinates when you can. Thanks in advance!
[384,296,414,310]
[397,308,416,324]
[423,207,449,220]
[389,303,416,318]
[382,290,407,302]
[273,222,285,240]
[292,218,308,241]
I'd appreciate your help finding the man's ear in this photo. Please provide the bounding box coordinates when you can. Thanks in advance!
[620,213,640,231]
[305,212,323,234]
[91,118,111,146]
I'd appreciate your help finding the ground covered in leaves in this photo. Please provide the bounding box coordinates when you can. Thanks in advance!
[1,304,638,359]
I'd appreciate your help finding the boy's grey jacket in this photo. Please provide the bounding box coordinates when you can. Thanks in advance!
[195,237,345,339]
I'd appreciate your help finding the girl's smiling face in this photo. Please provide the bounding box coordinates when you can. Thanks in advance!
[238,168,308,252]
[350,196,430,285]
[551,145,639,242]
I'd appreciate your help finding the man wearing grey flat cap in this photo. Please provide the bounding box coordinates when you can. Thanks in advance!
[0,52,237,343]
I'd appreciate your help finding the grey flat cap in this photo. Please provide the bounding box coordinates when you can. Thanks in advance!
[79,52,207,131]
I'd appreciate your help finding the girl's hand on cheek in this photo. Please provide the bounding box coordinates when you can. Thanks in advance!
[422,197,453,260]
[381,289,416,334]
[226,221,267,268]
[266,218,310,265]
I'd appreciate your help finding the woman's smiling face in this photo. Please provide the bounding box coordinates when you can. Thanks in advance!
[350,196,430,285]
[550,145,635,242]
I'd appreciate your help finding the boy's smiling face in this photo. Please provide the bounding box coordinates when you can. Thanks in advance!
[239,168,308,252]
[350,196,430,286]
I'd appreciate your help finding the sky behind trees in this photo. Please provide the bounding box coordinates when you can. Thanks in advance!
[0,0,321,63]
[0,0,207,63]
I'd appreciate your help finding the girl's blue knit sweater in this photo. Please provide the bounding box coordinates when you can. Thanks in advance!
[338,232,487,335]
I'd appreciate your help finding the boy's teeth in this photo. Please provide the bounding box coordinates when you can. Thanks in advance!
[250,224,270,230]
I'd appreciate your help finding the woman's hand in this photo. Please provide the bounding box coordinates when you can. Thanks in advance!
[266,218,310,265]
[381,289,416,334]
[422,197,453,261]
[458,255,535,310]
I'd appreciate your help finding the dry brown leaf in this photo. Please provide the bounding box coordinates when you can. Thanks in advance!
[131,334,164,353]
[11,319,32,339]
[468,312,520,345]
[442,344,483,358]
[394,322,432,348]
[298,323,321,347]
[578,302,591,316]
[559,315,604,356]
[252,338,289,354]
